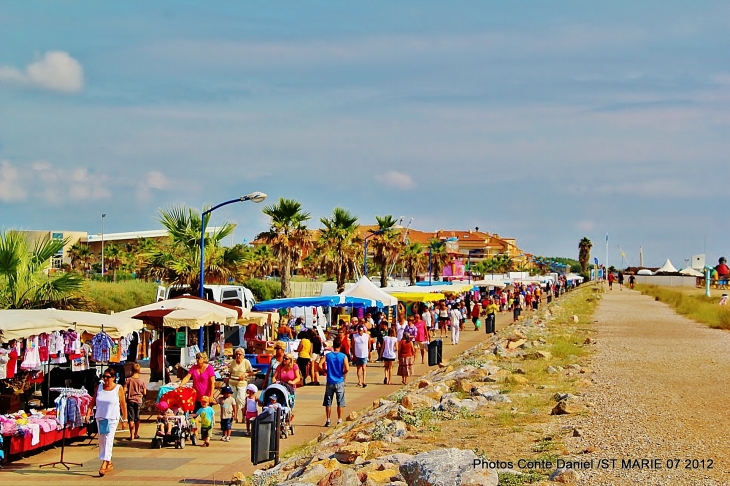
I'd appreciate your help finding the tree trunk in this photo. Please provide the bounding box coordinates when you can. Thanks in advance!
[408,266,416,286]
[380,263,387,288]
[337,267,345,294]
[281,256,292,298]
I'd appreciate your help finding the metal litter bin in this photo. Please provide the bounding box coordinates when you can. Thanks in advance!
[251,407,281,465]
[428,339,442,366]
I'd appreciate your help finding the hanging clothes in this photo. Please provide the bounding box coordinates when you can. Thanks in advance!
[6,344,18,378]
[126,332,139,362]
[49,331,67,364]
[90,332,114,362]
[0,350,8,380]
[108,339,122,363]
[38,333,50,363]
[20,335,42,371]
[71,344,91,372]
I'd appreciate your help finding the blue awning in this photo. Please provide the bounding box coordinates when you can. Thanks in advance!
[252,295,380,311]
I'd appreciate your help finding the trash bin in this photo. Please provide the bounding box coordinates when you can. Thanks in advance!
[485,314,496,334]
[428,339,442,366]
[251,407,280,465]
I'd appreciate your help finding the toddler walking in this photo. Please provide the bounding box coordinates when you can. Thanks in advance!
[217,386,235,442]
[244,384,259,436]
[194,396,215,447]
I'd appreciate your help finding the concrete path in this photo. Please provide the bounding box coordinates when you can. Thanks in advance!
[2,313,519,485]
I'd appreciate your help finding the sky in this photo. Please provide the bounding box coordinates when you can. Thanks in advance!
[1,1,729,268]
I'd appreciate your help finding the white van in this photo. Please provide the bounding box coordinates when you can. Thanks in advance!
[157,284,257,311]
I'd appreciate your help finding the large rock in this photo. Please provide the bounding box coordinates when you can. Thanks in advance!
[364,468,399,483]
[550,400,571,415]
[527,350,552,360]
[399,448,498,486]
[334,443,369,464]
[317,468,361,486]
[401,393,439,410]
[549,467,581,483]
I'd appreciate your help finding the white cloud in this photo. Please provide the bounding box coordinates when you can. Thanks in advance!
[136,171,172,202]
[0,51,84,93]
[146,171,169,190]
[0,161,27,202]
[375,170,416,190]
[0,159,109,204]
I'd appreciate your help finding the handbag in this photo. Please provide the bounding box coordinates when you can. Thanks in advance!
[98,419,110,435]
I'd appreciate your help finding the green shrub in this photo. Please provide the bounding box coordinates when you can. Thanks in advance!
[241,278,282,302]
[82,280,158,313]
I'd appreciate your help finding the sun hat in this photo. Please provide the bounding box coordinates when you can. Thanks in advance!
[246,384,258,393]
[268,394,278,401]
[274,341,286,350]
[157,401,169,412]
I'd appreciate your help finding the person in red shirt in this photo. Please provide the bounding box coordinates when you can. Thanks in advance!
[6,339,18,379]
[607,272,615,290]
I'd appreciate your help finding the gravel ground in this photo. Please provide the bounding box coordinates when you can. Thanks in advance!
[566,289,730,486]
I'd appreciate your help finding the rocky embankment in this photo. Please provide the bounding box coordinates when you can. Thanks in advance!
[248,295,596,486]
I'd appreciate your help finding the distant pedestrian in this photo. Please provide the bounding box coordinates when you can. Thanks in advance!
[629,274,636,289]
[397,334,415,385]
[413,314,429,364]
[449,305,462,345]
[381,328,398,384]
[352,326,372,387]
[321,338,349,427]
[618,271,624,290]
[608,272,615,290]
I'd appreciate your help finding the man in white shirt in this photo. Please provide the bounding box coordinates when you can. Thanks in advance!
[449,306,462,345]
[352,326,373,388]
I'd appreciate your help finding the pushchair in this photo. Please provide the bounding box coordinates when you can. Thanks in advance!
[152,386,198,449]
[261,383,295,438]
[151,411,197,449]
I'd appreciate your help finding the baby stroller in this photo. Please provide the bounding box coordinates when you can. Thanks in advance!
[262,383,295,438]
[151,409,197,449]
[152,387,198,449]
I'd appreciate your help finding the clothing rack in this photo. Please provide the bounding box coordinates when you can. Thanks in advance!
[39,387,87,470]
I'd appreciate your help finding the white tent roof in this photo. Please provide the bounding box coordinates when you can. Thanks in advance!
[679,267,704,277]
[341,276,398,306]
[656,259,678,273]
[0,309,143,341]
[637,269,653,275]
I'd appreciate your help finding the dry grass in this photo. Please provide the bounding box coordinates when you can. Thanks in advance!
[636,284,730,330]
[388,284,602,480]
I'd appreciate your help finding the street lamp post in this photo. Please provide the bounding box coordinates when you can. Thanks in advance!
[198,192,267,349]
[101,213,106,279]
[362,229,385,277]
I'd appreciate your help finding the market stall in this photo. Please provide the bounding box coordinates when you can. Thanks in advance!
[0,310,140,464]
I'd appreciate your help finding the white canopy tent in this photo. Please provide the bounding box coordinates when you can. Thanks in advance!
[0,309,143,341]
[340,276,398,306]
[637,269,653,275]
[679,267,704,277]
[655,259,679,274]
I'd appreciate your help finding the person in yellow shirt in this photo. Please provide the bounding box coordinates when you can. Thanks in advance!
[296,331,312,386]
[486,298,499,334]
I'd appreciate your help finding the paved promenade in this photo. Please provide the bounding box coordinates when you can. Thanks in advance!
[1,313,516,485]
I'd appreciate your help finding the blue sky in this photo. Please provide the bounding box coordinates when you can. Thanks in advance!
[1,1,729,268]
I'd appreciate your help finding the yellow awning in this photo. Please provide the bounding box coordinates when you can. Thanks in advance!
[391,292,445,302]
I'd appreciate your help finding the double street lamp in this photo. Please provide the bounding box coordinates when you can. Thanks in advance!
[198,192,267,348]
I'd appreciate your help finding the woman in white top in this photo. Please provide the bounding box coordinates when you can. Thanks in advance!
[87,367,128,477]
[381,328,398,385]
[395,316,406,342]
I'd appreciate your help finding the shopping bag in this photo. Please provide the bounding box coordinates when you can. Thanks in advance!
[475,319,482,329]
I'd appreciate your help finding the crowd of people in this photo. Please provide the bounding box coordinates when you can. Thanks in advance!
[84,278,583,476]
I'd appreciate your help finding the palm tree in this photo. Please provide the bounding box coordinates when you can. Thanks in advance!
[103,243,125,283]
[261,198,312,298]
[371,215,403,288]
[315,207,361,293]
[142,205,242,292]
[250,245,277,279]
[0,230,84,309]
[578,237,593,273]
[428,239,452,281]
[401,242,427,285]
